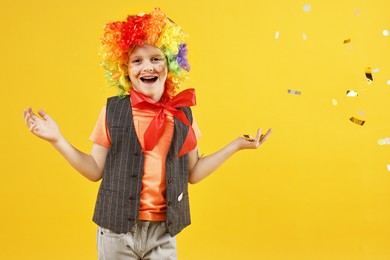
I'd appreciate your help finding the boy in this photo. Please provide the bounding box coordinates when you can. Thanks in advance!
[23,8,272,260]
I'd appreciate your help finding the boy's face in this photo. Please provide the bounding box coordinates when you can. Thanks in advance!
[128,44,168,102]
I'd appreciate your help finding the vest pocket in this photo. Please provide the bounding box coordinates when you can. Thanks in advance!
[110,125,130,132]
[98,187,120,197]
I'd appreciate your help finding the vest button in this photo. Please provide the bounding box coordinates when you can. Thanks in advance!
[127,217,134,221]
[167,201,172,206]
[128,196,135,200]
[167,156,172,163]
[168,178,173,184]
[134,152,141,157]
[167,221,172,226]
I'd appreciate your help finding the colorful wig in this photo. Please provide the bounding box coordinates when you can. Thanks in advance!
[99,8,190,97]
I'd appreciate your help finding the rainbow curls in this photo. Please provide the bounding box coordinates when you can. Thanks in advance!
[99,8,190,97]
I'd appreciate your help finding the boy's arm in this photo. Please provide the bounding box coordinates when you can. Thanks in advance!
[24,107,108,182]
[52,138,108,182]
[188,128,272,184]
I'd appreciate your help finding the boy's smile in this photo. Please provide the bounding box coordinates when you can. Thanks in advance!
[140,76,158,84]
[128,44,168,102]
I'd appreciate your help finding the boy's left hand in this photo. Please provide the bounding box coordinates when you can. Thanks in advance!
[237,128,272,150]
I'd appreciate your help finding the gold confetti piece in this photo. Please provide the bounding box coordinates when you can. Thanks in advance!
[350,117,365,126]
[275,31,280,39]
[243,135,255,142]
[365,67,373,82]
[346,90,358,96]
[372,68,380,73]
[332,98,338,106]
[302,33,307,40]
[383,29,389,37]
[343,38,351,44]
[387,164,390,172]
[387,80,390,85]
[354,10,360,15]
[357,111,364,115]
[287,89,302,95]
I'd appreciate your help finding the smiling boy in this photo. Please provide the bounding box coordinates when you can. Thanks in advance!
[24,8,272,260]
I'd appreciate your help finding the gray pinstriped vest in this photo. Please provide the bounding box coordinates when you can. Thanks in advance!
[92,95,192,236]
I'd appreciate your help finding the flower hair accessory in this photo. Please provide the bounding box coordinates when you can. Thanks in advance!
[99,8,190,97]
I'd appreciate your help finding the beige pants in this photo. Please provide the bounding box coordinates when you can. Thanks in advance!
[97,221,177,260]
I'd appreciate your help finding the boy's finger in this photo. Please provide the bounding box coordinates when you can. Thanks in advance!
[255,128,262,142]
[23,110,29,125]
[265,128,273,137]
[28,107,34,116]
[38,109,50,121]
[260,128,272,143]
[29,123,37,132]
[25,113,34,127]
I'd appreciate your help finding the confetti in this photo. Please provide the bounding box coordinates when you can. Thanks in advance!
[354,10,360,15]
[302,33,307,40]
[357,111,364,115]
[350,117,365,126]
[387,80,390,85]
[177,192,183,201]
[332,98,338,106]
[343,38,351,44]
[378,138,390,145]
[275,31,280,39]
[303,4,312,12]
[243,135,255,142]
[365,67,373,83]
[372,68,380,73]
[346,90,358,97]
[387,164,390,172]
[287,89,302,95]
[383,29,389,37]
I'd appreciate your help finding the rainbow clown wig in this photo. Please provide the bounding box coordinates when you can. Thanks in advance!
[99,8,190,97]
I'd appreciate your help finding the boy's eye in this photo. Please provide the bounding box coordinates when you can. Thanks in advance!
[131,59,141,63]
[152,57,163,62]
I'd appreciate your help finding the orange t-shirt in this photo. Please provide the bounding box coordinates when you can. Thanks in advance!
[90,100,201,221]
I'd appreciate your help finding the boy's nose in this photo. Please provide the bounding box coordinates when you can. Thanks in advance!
[142,62,155,72]
[143,66,155,72]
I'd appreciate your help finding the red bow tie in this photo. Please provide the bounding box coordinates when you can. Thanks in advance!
[130,88,197,157]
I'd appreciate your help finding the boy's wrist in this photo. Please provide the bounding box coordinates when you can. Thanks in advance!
[50,133,65,147]
[231,138,243,152]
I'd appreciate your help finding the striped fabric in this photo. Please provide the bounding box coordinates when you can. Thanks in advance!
[93,96,192,236]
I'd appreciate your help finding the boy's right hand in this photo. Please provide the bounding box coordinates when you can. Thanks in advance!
[23,107,61,143]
